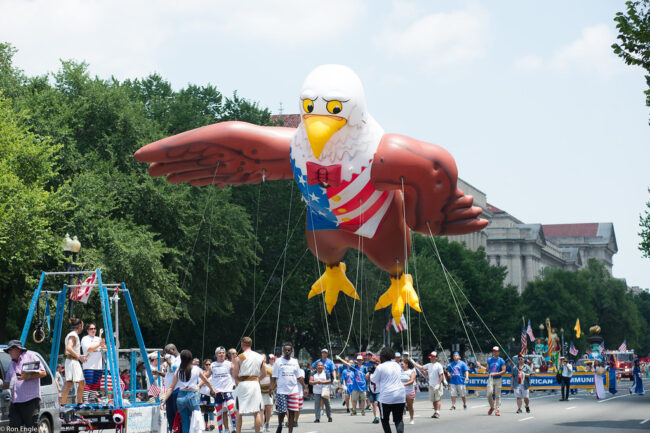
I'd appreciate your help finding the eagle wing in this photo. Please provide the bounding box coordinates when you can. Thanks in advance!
[370,133,488,235]
[134,121,294,187]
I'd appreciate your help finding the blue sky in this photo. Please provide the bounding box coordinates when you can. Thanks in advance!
[1,0,648,288]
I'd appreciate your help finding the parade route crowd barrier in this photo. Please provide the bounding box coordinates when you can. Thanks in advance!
[466,372,609,390]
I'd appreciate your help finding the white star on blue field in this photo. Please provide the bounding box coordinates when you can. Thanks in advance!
[290,155,338,231]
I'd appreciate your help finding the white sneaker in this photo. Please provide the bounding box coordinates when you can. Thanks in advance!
[409,419,415,425]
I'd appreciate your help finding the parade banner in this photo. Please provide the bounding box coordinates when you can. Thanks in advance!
[466,372,608,391]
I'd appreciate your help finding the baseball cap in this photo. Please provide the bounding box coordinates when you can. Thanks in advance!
[429,351,438,357]
[269,354,276,359]
[321,348,329,353]
[148,352,159,360]
[453,351,459,356]
[403,351,409,356]
[356,355,363,360]
[395,352,402,357]
[492,346,500,351]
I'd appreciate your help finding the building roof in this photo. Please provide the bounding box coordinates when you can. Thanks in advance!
[486,203,505,214]
[270,114,301,128]
[542,223,599,238]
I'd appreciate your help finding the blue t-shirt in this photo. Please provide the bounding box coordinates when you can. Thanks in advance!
[312,358,335,378]
[487,357,506,378]
[340,368,353,392]
[447,360,468,385]
[349,365,368,392]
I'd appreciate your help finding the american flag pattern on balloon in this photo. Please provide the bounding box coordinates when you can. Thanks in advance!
[291,156,394,239]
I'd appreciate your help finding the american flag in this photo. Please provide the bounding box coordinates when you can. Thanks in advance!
[99,375,126,394]
[520,324,528,355]
[69,271,97,304]
[569,342,578,356]
[292,156,394,239]
[390,315,408,333]
[526,320,535,341]
[618,339,627,352]
[598,340,605,353]
[148,382,162,397]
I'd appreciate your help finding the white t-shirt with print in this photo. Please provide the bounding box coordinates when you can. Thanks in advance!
[210,360,234,393]
[272,357,302,395]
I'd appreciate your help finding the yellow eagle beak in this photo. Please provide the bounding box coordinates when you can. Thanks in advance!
[302,114,346,159]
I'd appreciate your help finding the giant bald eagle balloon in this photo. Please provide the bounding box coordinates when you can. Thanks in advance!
[135,65,488,323]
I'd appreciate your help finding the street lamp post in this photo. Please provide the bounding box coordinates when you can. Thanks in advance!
[63,234,81,318]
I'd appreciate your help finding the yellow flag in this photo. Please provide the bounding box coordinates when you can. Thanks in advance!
[574,318,581,339]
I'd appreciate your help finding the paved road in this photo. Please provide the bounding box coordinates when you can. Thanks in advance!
[237,378,649,432]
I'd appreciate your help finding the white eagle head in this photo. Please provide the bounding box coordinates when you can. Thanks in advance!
[298,64,368,160]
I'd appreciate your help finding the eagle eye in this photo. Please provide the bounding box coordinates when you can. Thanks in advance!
[326,100,343,115]
[302,99,314,113]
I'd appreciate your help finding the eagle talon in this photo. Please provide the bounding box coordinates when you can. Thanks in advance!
[308,262,360,313]
[374,274,421,323]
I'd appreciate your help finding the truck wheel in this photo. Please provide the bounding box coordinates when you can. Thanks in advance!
[38,415,52,433]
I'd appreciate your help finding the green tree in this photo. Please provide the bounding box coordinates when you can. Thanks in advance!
[612,0,650,124]
[522,260,646,354]
[640,189,650,257]
[0,93,70,341]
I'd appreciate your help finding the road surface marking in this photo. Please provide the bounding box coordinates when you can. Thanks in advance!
[519,416,534,421]
[641,419,649,424]
[566,406,576,410]
[471,405,487,408]
[598,394,632,403]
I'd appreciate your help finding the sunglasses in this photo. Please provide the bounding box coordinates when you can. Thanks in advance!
[88,328,96,330]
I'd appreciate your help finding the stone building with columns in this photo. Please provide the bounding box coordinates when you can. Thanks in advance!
[449,179,618,294]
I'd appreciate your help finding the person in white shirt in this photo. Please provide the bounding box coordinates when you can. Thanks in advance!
[271,343,307,433]
[207,347,237,433]
[400,359,416,425]
[162,344,181,432]
[559,356,573,401]
[309,361,332,423]
[161,350,215,433]
[80,322,105,402]
[370,347,405,433]
[61,318,87,404]
[413,351,444,419]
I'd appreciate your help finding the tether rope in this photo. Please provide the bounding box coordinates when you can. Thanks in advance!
[236,207,305,343]
[252,179,263,344]
[335,236,362,358]
[245,248,310,337]
[273,181,295,352]
[426,223,514,363]
[400,179,412,355]
[410,233,449,364]
[165,161,220,345]
[200,188,217,360]
[307,209,333,356]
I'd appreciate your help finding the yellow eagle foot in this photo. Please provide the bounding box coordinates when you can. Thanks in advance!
[374,274,421,323]
[308,262,360,314]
